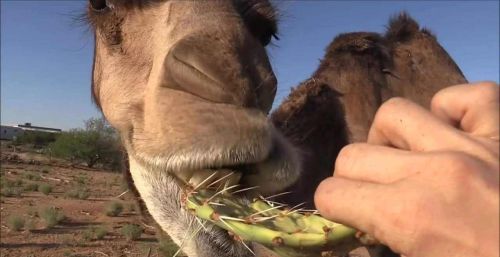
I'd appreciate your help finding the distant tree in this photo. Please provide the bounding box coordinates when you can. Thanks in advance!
[84,117,123,170]
[13,131,59,148]
[49,117,123,170]
[84,117,117,138]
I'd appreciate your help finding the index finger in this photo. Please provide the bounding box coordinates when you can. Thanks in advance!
[314,177,415,255]
[314,177,389,238]
[367,97,476,153]
[430,82,499,140]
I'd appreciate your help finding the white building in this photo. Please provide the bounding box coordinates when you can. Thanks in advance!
[1,125,24,140]
[0,123,61,140]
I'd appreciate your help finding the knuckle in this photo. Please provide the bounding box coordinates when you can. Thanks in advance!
[430,89,450,112]
[441,152,479,182]
[380,97,408,112]
[475,81,499,100]
[374,97,408,124]
[335,143,363,174]
[476,80,499,89]
[337,143,362,159]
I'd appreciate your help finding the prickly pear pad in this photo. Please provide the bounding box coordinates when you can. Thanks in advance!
[183,188,357,257]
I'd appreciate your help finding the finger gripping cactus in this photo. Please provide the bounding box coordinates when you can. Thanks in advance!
[183,188,358,257]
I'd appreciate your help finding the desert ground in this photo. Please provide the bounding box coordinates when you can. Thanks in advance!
[0,141,182,257]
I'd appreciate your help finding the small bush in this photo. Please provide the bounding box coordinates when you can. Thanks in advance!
[27,208,38,217]
[40,207,65,229]
[23,183,39,192]
[158,237,181,257]
[64,187,90,200]
[38,184,52,195]
[41,168,50,174]
[1,187,22,197]
[6,215,25,231]
[120,179,129,191]
[14,178,24,186]
[83,226,107,241]
[0,178,12,188]
[75,175,87,185]
[128,203,136,212]
[120,224,142,241]
[49,117,122,170]
[82,228,94,241]
[25,219,37,231]
[23,173,42,181]
[13,130,58,148]
[105,201,123,217]
[94,226,107,240]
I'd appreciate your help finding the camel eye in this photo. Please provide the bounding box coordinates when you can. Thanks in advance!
[260,31,279,46]
[89,0,107,11]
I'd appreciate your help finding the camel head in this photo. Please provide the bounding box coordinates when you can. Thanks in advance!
[87,0,300,256]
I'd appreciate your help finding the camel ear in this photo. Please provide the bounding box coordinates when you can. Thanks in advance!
[270,81,349,208]
[383,12,468,108]
[313,32,391,142]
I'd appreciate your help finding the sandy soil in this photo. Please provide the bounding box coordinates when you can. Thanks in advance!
[0,143,177,257]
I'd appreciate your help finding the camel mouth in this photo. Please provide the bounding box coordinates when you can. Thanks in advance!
[169,129,300,197]
[175,165,251,193]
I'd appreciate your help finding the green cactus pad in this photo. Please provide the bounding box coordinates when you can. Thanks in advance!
[183,188,358,257]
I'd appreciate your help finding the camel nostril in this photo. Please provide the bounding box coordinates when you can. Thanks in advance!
[161,36,275,109]
[163,42,236,104]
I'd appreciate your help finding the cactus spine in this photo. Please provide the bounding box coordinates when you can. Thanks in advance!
[183,188,357,257]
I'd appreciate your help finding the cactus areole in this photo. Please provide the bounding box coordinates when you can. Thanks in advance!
[182,188,358,257]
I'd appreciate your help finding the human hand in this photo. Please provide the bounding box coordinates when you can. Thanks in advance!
[314,82,499,257]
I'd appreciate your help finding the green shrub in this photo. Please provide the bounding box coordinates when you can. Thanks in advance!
[14,178,24,186]
[27,208,38,217]
[13,131,58,148]
[48,117,123,170]
[75,175,87,185]
[0,178,12,188]
[38,184,52,195]
[40,207,65,228]
[158,237,182,257]
[82,228,93,241]
[120,179,129,191]
[120,224,142,241]
[128,203,136,212]
[23,173,41,181]
[23,183,39,192]
[94,226,107,240]
[83,226,107,241]
[7,215,25,231]
[1,187,22,197]
[64,187,90,200]
[25,219,37,231]
[105,201,123,217]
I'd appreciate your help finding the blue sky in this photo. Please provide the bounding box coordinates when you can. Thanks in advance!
[1,1,499,130]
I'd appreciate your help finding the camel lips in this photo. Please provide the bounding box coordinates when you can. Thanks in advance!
[175,168,242,190]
